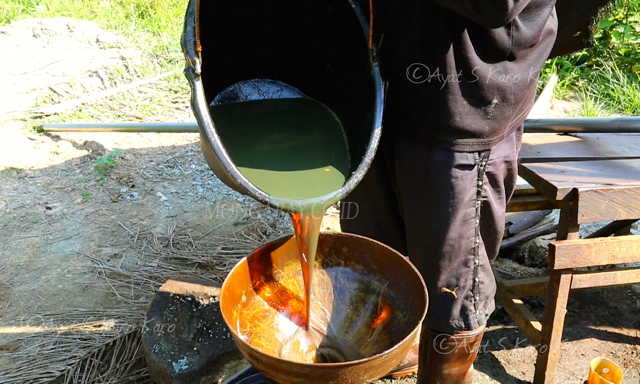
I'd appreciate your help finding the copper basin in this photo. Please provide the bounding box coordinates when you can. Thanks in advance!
[220,232,428,384]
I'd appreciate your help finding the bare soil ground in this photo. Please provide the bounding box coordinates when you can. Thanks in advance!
[0,18,638,384]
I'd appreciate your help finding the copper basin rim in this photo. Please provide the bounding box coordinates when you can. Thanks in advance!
[220,232,428,384]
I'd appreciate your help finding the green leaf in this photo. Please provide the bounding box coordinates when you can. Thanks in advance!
[611,30,622,42]
[109,148,123,158]
[95,157,116,167]
[599,18,616,29]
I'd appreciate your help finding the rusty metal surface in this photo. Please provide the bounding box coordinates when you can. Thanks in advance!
[220,232,428,384]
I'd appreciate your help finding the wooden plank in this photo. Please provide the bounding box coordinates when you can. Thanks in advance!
[503,268,640,296]
[556,192,580,241]
[520,133,640,163]
[502,276,549,297]
[549,235,640,269]
[584,219,639,239]
[501,222,557,249]
[518,163,564,201]
[520,159,640,201]
[494,276,543,345]
[533,270,573,384]
[506,210,553,236]
[570,267,640,290]
[506,194,561,213]
[614,225,633,236]
[577,187,640,224]
[514,183,539,195]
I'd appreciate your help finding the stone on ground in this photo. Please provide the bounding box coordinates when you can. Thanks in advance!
[142,279,249,384]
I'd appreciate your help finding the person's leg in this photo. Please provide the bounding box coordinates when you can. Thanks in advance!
[389,133,486,383]
[340,131,419,377]
[341,125,522,380]
[394,136,488,333]
[339,132,408,256]
[392,126,522,382]
[480,126,523,264]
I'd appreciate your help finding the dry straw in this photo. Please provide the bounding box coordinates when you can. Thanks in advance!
[0,208,287,383]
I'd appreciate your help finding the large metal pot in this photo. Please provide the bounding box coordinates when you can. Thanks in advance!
[220,232,428,384]
[181,0,384,212]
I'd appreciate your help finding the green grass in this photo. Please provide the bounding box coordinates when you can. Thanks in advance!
[539,0,640,116]
[540,52,640,117]
[0,167,25,180]
[1,0,191,130]
[93,148,122,176]
[4,0,639,119]
[54,169,71,178]
[1,0,186,59]
[80,190,93,203]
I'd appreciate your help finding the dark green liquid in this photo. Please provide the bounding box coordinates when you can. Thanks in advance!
[214,97,356,362]
[210,98,350,212]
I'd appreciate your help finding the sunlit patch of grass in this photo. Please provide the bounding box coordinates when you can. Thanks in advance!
[538,0,640,117]
[1,0,186,60]
[3,0,191,130]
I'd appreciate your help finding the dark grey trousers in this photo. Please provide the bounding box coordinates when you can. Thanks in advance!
[341,126,522,333]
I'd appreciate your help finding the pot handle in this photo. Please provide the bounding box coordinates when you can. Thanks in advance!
[181,0,202,76]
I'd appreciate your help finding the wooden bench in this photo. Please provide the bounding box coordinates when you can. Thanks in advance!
[496,133,640,384]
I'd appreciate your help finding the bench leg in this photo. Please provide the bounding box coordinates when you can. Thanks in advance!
[533,269,573,384]
[557,202,580,241]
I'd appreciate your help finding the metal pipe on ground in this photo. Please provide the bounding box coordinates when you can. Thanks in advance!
[41,122,199,133]
[524,117,640,133]
[41,116,640,134]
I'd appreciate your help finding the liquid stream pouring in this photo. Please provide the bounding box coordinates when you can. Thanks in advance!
[182,0,427,382]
